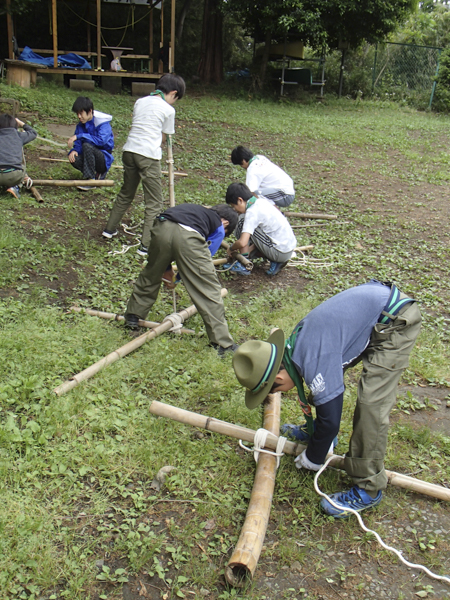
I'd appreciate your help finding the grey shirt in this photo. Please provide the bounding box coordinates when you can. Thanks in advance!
[292,281,391,406]
[0,125,37,170]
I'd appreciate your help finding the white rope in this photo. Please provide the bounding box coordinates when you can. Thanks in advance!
[314,455,450,585]
[162,312,184,333]
[108,242,140,256]
[122,223,139,236]
[288,248,333,269]
[215,259,239,273]
[239,428,287,469]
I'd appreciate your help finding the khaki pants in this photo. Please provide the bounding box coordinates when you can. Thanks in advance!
[126,220,234,348]
[343,301,422,491]
[105,151,163,248]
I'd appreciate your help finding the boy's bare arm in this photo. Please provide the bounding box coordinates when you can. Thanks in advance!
[228,232,251,256]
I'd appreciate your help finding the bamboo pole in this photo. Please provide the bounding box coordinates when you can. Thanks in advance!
[220,241,253,271]
[96,0,101,71]
[53,289,228,396]
[226,392,282,586]
[6,0,14,59]
[170,0,175,71]
[30,186,43,203]
[291,222,349,229]
[38,158,188,177]
[69,306,195,334]
[296,245,314,252]
[148,401,450,503]
[285,212,338,220]
[32,179,115,187]
[167,135,175,207]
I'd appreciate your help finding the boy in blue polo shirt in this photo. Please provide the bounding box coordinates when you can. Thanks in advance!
[232,280,421,517]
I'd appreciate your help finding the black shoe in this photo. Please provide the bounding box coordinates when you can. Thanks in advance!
[124,313,140,330]
[137,244,148,257]
[211,342,239,357]
[102,229,118,239]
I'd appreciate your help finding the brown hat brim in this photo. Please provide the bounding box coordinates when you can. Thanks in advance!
[244,328,285,409]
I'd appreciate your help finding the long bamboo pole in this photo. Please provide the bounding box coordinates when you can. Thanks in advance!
[285,212,337,220]
[220,241,253,271]
[148,401,450,503]
[167,135,175,207]
[226,392,282,586]
[69,306,195,334]
[6,0,14,59]
[51,0,58,68]
[32,179,115,187]
[96,0,101,71]
[53,289,227,396]
[38,158,188,177]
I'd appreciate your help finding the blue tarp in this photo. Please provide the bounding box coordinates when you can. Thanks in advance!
[19,46,91,69]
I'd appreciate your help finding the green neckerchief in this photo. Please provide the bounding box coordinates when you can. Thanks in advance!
[283,326,315,437]
[246,195,257,209]
[150,90,166,101]
[248,156,257,165]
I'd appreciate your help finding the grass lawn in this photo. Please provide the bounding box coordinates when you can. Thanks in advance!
[0,81,449,600]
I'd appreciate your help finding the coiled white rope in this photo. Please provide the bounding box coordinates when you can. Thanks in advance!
[315,455,450,585]
[107,223,141,255]
[288,248,333,269]
[239,428,287,468]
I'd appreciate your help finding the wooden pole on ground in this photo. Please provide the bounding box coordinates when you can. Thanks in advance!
[32,179,115,187]
[53,289,228,396]
[220,241,253,271]
[30,186,43,203]
[69,306,195,334]
[226,392,282,586]
[285,212,337,221]
[38,158,188,177]
[148,401,450,503]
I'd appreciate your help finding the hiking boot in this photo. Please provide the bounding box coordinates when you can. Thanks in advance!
[7,185,20,199]
[210,342,239,357]
[223,262,251,276]
[266,260,288,276]
[102,229,118,239]
[320,486,383,519]
[124,313,140,330]
[137,244,148,257]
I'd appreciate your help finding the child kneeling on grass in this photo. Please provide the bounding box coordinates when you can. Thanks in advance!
[124,203,239,357]
[0,114,37,199]
[224,182,297,276]
[67,96,114,191]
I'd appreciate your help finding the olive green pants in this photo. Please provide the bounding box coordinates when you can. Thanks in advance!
[126,220,234,348]
[343,301,422,491]
[105,151,163,248]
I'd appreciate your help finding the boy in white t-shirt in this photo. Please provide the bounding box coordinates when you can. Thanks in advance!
[225,182,297,276]
[103,74,186,256]
[231,146,295,208]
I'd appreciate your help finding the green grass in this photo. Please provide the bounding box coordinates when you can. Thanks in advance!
[0,81,449,599]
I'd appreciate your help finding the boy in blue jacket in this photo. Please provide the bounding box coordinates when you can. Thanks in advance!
[67,96,114,191]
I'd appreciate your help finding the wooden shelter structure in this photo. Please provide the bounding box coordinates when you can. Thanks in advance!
[4,0,176,86]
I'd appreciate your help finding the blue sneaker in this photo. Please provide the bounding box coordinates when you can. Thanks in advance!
[266,260,288,276]
[282,421,338,448]
[281,422,312,442]
[223,262,251,276]
[320,486,383,519]
[7,185,20,199]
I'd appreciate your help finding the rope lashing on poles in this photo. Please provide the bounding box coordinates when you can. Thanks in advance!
[162,312,183,334]
[239,429,287,469]
[314,455,450,586]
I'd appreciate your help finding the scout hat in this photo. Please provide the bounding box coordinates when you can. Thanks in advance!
[232,328,285,409]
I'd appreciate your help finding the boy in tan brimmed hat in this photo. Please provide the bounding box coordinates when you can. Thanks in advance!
[232,280,421,518]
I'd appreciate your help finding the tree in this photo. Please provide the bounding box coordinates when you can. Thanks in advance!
[224,0,418,84]
[198,0,223,84]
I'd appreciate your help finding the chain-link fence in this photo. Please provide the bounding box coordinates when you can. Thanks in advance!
[372,42,442,107]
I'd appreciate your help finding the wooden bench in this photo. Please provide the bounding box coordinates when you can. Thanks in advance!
[5,59,45,88]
